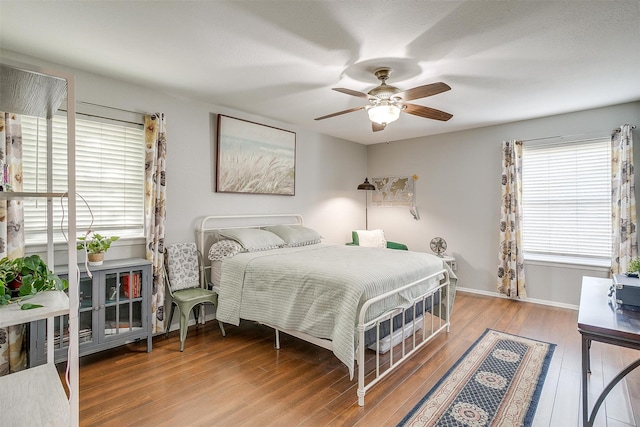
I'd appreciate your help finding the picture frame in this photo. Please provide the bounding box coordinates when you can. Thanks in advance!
[216,114,296,195]
[371,176,415,207]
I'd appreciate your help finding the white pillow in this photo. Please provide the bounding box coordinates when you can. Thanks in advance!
[356,229,387,248]
[218,228,285,252]
[265,224,322,247]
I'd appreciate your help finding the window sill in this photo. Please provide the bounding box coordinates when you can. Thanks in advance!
[27,235,146,252]
[524,252,610,271]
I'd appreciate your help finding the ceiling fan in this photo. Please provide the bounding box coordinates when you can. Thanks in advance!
[315,67,453,132]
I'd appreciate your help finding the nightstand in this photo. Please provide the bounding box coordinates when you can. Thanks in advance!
[440,255,457,271]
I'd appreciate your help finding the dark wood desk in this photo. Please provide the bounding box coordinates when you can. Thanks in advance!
[578,276,640,427]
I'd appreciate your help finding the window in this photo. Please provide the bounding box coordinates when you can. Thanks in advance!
[521,137,611,262]
[20,114,145,243]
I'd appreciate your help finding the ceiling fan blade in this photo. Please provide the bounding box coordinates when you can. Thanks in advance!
[395,82,451,101]
[372,122,386,132]
[314,106,365,121]
[332,88,370,99]
[403,103,453,121]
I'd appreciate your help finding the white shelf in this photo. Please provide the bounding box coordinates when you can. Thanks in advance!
[0,364,70,425]
[0,292,71,424]
[0,291,69,328]
[0,191,68,200]
[0,60,78,425]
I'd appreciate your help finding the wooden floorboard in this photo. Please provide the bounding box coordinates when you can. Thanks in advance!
[62,292,640,426]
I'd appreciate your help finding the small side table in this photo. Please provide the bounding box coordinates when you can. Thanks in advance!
[578,276,640,427]
[440,255,457,271]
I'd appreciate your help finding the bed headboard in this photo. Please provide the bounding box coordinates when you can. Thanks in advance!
[196,214,304,281]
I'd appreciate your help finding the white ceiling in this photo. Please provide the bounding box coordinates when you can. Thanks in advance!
[1,1,639,145]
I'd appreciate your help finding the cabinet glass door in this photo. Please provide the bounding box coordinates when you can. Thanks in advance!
[104,270,144,337]
[47,275,94,350]
[78,276,94,344]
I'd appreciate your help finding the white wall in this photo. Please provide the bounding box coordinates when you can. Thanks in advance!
[367,102,640,307]
[1,50,369,262]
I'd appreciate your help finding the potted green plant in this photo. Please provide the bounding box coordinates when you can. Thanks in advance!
[77,232,120,266]
[0,255,68,309]
[627,257,640,275]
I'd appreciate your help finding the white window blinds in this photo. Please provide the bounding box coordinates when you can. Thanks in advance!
[20,115,145,243]
[521,138,612,260]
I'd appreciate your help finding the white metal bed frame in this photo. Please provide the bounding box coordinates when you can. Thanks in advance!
[196,214,451,406]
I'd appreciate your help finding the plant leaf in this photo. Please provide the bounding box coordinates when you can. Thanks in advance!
[20,303,43,310]
[23,255,40,271]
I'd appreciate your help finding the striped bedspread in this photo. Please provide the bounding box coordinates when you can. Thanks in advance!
[216,244,455,378]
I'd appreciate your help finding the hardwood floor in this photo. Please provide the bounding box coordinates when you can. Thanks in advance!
[64,292,640,426]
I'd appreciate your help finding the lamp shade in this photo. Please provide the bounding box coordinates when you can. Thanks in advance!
[367,103,401,125]
[357,178,375,191]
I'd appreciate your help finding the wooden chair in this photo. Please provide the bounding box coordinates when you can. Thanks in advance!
[164,242,225,351]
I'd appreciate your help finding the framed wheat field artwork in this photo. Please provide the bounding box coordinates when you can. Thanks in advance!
[216,115,296,195]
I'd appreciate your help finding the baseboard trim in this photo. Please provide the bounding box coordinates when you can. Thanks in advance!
[456,286,578,311]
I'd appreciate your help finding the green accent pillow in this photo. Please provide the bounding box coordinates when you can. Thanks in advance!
[352,231,360,245]
[387,241,408,250]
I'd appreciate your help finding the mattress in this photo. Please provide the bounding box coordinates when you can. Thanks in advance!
[216,243,455,377]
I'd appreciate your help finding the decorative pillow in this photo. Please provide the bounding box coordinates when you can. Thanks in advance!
[218,228,285,252]
[355,229,387,248]
[165,242,200,291]
[265,224,322,247]
[208,239,245,261]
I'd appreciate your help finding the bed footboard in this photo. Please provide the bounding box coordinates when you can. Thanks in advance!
[356,269,450,406]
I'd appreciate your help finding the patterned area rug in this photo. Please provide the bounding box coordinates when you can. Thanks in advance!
[398,329,555,427]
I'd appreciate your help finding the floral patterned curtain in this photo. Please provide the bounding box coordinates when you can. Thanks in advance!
[144,113,167,334]
[611,124,637,275]
[0,112,26,376]
[497,140,526,298]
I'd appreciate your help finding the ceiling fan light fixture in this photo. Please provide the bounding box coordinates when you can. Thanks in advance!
[367,103,401,125]
[315,68,452,131]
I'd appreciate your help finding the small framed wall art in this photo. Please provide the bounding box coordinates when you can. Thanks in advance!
[371,176,416,207]
[216,115,296,195]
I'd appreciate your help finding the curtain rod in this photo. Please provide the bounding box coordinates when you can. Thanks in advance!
[57,101,145,126]
[75,111,143,127]
[521,124,636,143]
[616,124,637,131]
[56,108,144,126]
[79,101,144,116]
